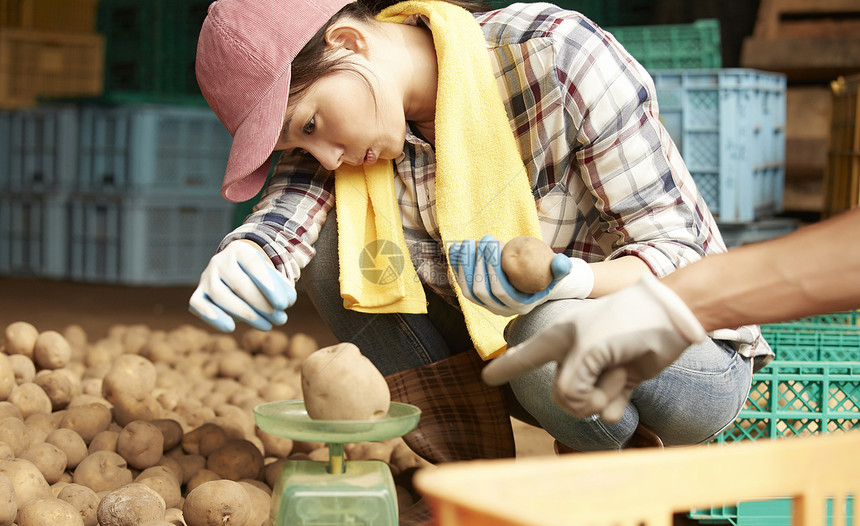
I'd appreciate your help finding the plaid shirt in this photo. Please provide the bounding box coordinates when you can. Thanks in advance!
[222,2,771,362]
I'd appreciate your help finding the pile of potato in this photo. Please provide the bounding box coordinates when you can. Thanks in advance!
[0,321,428,526]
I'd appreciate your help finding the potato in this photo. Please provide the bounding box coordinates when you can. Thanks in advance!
[0,355,15,401]
[57,483,99,526]
[17,498,84,526]
[0,402,20,421]
[238,481,271,526]
[181,423,227,457]
[183,480,251,526]
[239,329,267,354]
[169,452,206,486]
[151,419,184,452]
[88,430,119,453]
[35,370,74,411]
[8,382,52,419]
[135,467,182,509]
[46,429,88,470]
[287,332,318,361]
[97,483,166,526]
[263,458,286,489]
[390,440,427,474]
[259,331,289,357]
[3,321,38,358]
[186,469,221,494]
[116,421,164,470]
[0,472,16,526]
[73,450,133,493]
[102,354,157,404]
[8,354,36,384]
[0,443,13,462]
[206,439,264,481]
[33,330,72,370]
[501,235,555,293]
[0,458,53,510]
[301,343,390,420]
[0,416,27,456]
[345,440,394,462]
[256,428,293,458]
[61,403,112,444]
[20,442,68,484]
[218,350,252,379]
[140,338,177,366]
[112,392,163,427]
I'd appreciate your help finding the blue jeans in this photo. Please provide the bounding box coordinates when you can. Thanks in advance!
[302,212,753,449]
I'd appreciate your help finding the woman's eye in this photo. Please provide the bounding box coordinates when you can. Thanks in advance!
[302,117,315,135]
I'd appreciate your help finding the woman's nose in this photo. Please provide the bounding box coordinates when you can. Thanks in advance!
[311,143,344,171]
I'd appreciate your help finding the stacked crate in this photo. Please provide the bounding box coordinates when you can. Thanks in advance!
[823,75,860,219]
[596,18,794,246]
[0,104,235,285]
[0,0,238,286]
[689,311,860,525]
[0,0,104,108]
[97,0,211,104]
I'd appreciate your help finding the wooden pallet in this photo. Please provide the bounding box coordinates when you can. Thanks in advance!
[741,0,860,81]
[824,75,860,218]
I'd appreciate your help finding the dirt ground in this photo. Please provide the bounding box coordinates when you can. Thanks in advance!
[0,275,555,457]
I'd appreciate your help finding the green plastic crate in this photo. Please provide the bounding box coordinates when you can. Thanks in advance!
[605,19,722,70]
[691,360,860,524]
[760,310,860,362]
[690,497,854,526]
[97,0,210,100]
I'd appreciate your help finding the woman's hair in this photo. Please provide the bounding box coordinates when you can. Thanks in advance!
[288,0,490,106]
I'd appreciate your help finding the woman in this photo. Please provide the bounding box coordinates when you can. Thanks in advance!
[190,0,771,459]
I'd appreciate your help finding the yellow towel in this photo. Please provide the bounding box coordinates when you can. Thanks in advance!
[334,0,542,359]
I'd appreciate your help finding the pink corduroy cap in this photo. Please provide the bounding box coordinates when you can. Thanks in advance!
[196,0,353,202]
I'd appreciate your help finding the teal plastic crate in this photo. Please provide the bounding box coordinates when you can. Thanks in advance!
[67,192,234,285]
[0,191,68,278]
[690,360,860,524]
[715,361,860,443]
[77,104,232,194]
[652,69,786,223]
[760,310,860,361]
[97,0,210,99]
[606,19,722,70]
[690,497,854,526]
[2,105,78,192]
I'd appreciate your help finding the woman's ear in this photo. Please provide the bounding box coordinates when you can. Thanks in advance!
[324,24,367,55]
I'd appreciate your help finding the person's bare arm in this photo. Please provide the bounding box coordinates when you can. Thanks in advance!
[663,208,860,331]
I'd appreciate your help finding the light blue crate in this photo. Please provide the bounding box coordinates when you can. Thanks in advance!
[5,106,79,192]
[652,69,787,223]
[77,105,233,194]
[717,217,797,248]
[0,111,10,191]
[68,192,234,285]
[0,191,68,279]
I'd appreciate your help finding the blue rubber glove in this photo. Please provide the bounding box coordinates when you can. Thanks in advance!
[449,235,594,317]
[189,240,297,332]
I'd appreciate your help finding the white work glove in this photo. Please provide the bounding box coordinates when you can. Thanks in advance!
[189,240,297,332]
[482,273,707,423]
[448,235,594,317]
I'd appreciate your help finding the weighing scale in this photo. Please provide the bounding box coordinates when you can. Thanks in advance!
[254,400,421,526]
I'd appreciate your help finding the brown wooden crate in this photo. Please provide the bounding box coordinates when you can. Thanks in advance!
[0,0,98,32]
[753,0,860,39]
[0,28,103,108]
[824,75,860,218]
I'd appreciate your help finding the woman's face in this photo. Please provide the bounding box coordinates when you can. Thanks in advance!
[276,69,407,170]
